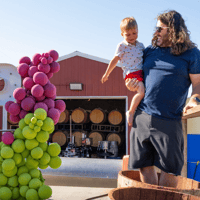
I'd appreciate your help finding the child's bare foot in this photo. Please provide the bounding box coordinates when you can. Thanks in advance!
[126,111,134,126]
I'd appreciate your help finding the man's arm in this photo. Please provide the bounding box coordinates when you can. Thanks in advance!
[183,74,200,113]
[101,56,120,83]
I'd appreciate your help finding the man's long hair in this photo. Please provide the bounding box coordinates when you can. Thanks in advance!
[152,10,197,55]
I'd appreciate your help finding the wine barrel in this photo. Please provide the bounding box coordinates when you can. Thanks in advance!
[118,170,200,192]
[58,111,66,123]
[72,131,87,147]
[106,132,124,147]
[88,131,105,147]
[71,108,89,124]
[108,187,200,200]
[108,110,123,125]
[7,112,18,125]
[90,108,106,124]
[64,109,70,123]
[51,131,69,147]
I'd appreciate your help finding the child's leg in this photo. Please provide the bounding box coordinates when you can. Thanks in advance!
[126,81,145,126]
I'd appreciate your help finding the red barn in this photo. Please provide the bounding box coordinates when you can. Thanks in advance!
[0,52,135,159]
[50,51,135,157]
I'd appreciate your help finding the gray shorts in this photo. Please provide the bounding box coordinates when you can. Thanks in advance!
[128,109,184,175]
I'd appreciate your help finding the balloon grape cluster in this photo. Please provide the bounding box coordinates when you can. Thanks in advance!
[6,49,66,125]
[0,50,65,200]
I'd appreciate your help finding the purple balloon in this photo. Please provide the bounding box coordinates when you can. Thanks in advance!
[23,77,35,90]
[2,132,15,145]
[35,95,46,102]
[17,63,29,78]
[19,109,29,119]
[5,101,14,112]
[34,102,48,112]
[9,115,20,123]
[28,66,38,77]
[21,97,35,111]
[33,72,48,86]
[13,88,26,101]
[31,84,44,98]
[19,56,31,65]
[44,83,56,98]
[8,103,21,116]
[32,53,41,65]
[38,63,50,74]
[55,100,66,113]
[43,98,55,109]
[48,50,59,61]
[50,62,60,73]
[47,108,60,125]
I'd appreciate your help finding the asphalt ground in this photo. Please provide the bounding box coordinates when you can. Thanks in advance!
[41,157,122,200]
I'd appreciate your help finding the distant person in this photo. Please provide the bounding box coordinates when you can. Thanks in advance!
[126,10,200,187]
[101,17,145,126]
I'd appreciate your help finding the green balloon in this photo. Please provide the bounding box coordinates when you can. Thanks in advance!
[24,113,34,124]
[19,119,26,129]
[31,117,37,124]
[12,139,25,153]
[0,187,12,199]
[14,128,25,140]
[22,126,37,139]
[42,117,54,132]
[29,123,35,129]
[48,126,55,134]
[34,108,47,121]
[37,120,43,127]
[36,131,49,143]
[25,139,39,150]
[34,126,41,133]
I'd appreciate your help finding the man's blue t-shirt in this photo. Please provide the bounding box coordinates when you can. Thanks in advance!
[138,45,200,120]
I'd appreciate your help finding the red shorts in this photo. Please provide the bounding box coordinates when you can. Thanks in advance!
[125,70,143,82]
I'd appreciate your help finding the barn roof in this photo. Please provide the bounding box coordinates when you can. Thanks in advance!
[57,51,120,66]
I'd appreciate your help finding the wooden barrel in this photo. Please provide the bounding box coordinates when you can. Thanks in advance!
[72,131,87,147]
[88,131,105,147]
[64,109,70,123]
[118,170,200,192]
[71,108,89,124]
[106,132,124,147]
[58,111,66,123]
[108,110,123,125]
[51,131,69,147]
[90,108,106,124]
[58,109,70,123]
[108,187,200,200]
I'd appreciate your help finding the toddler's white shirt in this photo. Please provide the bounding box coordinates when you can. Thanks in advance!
[115,40,145,78]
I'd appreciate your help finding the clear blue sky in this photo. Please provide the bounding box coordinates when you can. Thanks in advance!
[0,0,199,66]
[0,0,199,95]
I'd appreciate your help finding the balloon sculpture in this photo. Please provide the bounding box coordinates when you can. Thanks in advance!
[0,50,66,200]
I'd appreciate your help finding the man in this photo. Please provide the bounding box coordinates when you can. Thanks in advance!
[126,10,200,187]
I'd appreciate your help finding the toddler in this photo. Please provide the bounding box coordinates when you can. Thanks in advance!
[101,17,145,126]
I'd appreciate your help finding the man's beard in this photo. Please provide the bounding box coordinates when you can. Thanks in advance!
[156,34,171,47]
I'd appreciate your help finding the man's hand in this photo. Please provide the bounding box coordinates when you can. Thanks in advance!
[101,74,109,83]
[183,98,198,114]
[125,78,139,91]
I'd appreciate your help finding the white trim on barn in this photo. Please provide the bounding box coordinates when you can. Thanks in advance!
[57,51,121,67]
[56,95,128,155]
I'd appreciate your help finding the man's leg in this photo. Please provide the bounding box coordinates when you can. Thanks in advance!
[139,166,158,185]
[158,170,178,187]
